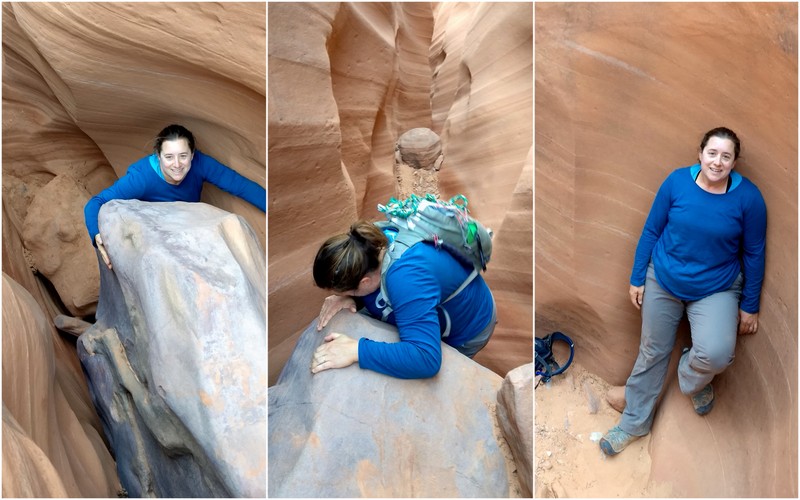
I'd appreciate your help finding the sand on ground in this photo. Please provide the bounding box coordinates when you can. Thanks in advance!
[534,363,673,497]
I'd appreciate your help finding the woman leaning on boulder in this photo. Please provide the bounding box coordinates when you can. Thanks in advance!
[600,127,767,456]
[83,124,266,269]
[310,220,497,379]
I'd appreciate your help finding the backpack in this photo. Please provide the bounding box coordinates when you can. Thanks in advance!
[374,194,493,337]
[535,332,575,383]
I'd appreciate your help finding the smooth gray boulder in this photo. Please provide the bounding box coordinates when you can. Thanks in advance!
[268,311,515,497]
[77,200,266,497]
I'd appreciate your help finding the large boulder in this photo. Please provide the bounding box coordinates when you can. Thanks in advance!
[77,200,266,497]
[497,363,533,497]
[21,173,100,317]
[269,311,518,497]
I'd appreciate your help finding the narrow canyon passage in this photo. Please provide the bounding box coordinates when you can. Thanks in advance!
[268,2,533,383]
[536,3,797,497]
[267,3,533,497]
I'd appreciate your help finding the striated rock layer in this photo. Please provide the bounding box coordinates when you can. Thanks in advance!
[3,273,120,497]
[78,200,266,497]
[536,3,797,497]
[2,2,265,495]
[268,2,532,384]
[269,312,520,497]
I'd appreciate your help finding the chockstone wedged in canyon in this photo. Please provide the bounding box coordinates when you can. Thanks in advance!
[268,2,533,497]
[2,2,265,496]
[78,200,266,497]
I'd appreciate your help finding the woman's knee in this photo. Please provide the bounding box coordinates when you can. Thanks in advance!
[690,348,735,374]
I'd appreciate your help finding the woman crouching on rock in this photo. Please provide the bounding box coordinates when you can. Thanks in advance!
[84,124,266,270]
[600,127,767,456]
[310,220,497,379]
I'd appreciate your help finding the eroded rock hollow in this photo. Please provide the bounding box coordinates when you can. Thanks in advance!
[2,3,265,496]
[536,3,797,497]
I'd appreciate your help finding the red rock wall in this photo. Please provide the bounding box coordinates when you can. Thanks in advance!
[268,2,532,383]
[2,3,265,495]
[536,3,797,496]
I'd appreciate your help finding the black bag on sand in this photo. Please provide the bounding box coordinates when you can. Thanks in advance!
[535,331,574,383]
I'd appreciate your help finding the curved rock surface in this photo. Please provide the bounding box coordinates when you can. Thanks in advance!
[78,200,266,497]
[269,311,520,497]
[268,2,532,384]
[536,3,797,496]
[2,273,119,497]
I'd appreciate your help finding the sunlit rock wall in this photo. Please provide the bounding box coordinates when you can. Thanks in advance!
[536,3,797,496]
[2,2,265,495]
[268,2,532,384]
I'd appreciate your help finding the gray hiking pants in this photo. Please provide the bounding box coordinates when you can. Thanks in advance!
[455,291,497,358]
[620,262,743,436]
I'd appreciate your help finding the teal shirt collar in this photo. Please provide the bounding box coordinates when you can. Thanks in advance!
[689,163,742,192]
[149,153,165,180]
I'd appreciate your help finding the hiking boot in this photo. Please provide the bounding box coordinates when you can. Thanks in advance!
[691,383,715,415]
[599,425,641,456]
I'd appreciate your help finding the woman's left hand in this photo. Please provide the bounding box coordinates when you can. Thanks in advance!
[311,333,359,374]
[738,310,759,335]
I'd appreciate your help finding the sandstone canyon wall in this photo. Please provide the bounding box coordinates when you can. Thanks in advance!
[268,2,532,384]
[536,3,797,497]
[3,3,265,495]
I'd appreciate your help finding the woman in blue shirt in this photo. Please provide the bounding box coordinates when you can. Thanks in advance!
[84,124,266,269]
[600,127,767,456]
[310,221,497,379]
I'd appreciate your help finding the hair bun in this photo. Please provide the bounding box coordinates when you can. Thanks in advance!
[349,222,368,242]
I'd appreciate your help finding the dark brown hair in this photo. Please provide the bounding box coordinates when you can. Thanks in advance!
[154,124,196,155]
[313,221,388,292]
[700,127,740,160]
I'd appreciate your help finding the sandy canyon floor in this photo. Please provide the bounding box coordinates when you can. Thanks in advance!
[534,364,674,497]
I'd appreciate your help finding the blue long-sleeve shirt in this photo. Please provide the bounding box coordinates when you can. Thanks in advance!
[631,165,767,313]
[84,150,266,245]
[357,242,494,379]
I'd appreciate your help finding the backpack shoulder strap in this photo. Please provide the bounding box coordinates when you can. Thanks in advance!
[377,220,425,320]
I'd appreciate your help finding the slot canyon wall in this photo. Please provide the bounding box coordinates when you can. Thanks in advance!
[2,3,265,495]
[268,2,533,384]
[536,3,797,497]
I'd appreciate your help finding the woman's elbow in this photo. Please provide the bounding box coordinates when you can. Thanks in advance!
[414,351,442,379]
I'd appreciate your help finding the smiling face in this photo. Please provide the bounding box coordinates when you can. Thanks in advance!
[698,135,737,187]
[158,138,193,185]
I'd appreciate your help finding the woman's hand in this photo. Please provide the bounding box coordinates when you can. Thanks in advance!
[311,333,358,374]
[738,310,759,335]
[317,295,357,331]
[629,285,645,310]
[95,234,113,270]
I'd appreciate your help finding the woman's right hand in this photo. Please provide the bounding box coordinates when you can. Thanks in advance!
[317,295,357,331]
[629,285,644,310]
[95,234,113,270]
